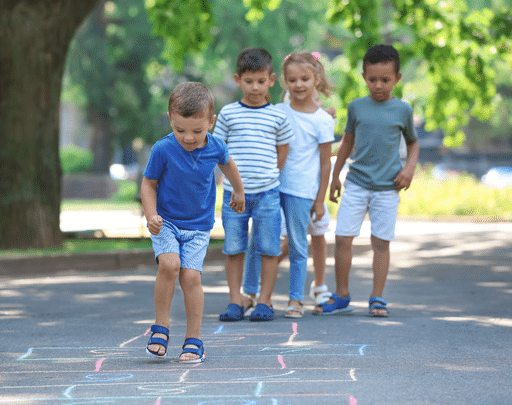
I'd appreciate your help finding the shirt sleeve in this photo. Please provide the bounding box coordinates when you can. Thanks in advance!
[317,113,335,144]
[216,136,230,166]
[213,109,228,142]
[344,101,356,135]
[143,143,164,181]
[276,114,295,145]
[402,104,417,144]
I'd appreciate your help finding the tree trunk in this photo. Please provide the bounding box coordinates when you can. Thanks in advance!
[0,0,98,250]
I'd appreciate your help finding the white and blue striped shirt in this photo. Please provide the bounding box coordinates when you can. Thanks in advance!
[214,102,294,193]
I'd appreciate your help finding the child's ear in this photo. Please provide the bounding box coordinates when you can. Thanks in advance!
[269,72,277,87]
[396,72,402,82]
[209,114,217,129]
[167,111,172,124]
[234,74,241,88]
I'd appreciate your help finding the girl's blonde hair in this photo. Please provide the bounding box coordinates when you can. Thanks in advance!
[281,52,331,101]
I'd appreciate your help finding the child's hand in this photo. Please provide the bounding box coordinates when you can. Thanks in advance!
[329,177,342,203]
[148,214,163,235]
[229,191,245,214]
[394,168,414,191]
[310,200,325,223]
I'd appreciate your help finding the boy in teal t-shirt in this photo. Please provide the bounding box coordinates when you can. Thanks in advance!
[314,44,419,317]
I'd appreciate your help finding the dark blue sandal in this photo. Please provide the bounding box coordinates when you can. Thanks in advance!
[145,325,170,358]
[313,293,354,315]
[219,303,244,321]
[369,297,388,317]
[249,303,274,321]
[179,338,205,363]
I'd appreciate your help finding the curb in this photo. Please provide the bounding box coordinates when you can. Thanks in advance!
[0,242,372,278]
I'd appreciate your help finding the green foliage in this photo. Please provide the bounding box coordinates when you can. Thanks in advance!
[145,0,214,71]
[398,166,512,218]
[112,180,138,202]
[60,146,93,174]
[0,238,153,258]
[325,0,512,146]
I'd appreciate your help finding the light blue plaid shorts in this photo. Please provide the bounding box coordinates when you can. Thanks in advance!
[150,219,210,272]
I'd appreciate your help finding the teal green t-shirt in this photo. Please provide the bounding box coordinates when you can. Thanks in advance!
[345,96,417,191]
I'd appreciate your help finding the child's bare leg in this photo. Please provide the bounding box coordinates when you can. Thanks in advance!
[258,255,278,307]
[311,234,327,287]
[278,236,289,264]
[334,235,353,298]
[150,252,180,355]
[370,235,390,315]
[179,268,204,361]
[313,235,353,313]
[225,253,245,306]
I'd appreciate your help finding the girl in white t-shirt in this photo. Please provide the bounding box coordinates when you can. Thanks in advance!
[277,52,335,318]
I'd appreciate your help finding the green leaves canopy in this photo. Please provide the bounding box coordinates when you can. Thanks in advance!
[146,0,512,146]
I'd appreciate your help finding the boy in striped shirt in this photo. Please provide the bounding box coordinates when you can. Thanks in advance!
[214,48,294,321]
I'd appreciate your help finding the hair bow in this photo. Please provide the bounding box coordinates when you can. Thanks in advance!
[284,52,321,61]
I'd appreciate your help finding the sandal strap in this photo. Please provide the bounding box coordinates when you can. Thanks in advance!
[183,337,203,349]
[315,291,332,305]
[369,297,387,306]
[309,282,329,299]
[148,337,168,346]
[150,325,169,337]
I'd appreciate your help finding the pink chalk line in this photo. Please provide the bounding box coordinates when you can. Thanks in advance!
[95,358,105,372]
[154,398,162,405]
[144,328,151,336]
[277,355,286,369]
[350,395,357,405]
[292,322,298,335]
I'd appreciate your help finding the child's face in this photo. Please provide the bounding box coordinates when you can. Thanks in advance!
[362,61,402,102]
[234,70,276,107]
[284,63,318,104]
[168,111,216,152]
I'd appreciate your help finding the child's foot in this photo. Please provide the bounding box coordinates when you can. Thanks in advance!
[369,297,388,317]
[147,333,167,356]
[285,300,304,318]
[312,294,353,315]
[179,338,205,363]
[241,294,257,317]
[146,325,170,358]
[309,281,332,305]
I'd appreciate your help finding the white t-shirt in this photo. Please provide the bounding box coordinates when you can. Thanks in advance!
[277,102,335,200]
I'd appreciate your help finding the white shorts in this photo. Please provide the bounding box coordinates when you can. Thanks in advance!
[281,203,330,237]
[335,181,400,241]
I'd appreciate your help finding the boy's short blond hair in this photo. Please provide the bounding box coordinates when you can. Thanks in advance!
[168,82,214,118]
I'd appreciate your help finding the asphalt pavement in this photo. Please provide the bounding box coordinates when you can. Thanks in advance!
[1,220,511,405]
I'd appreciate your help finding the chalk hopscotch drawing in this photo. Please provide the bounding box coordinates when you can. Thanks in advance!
[4,322,365,404]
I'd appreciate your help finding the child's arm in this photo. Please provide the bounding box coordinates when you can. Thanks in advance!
[140,176,162,235]
[394,139,419,191]
[311,142,332,222]
[330,132,354,203]
[276,143,289,170]
[218,157,245,214]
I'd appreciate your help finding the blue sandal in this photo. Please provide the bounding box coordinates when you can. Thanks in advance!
[219,303,244,321]
[249,303,274,321]
[313,293,354,315]
[179,338,205,363]
[145,325,170,358]
[369,297,388,317]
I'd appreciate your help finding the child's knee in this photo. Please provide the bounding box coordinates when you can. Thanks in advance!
[157,253,180,279]
[179,268,202,289]
[371,235,390,252]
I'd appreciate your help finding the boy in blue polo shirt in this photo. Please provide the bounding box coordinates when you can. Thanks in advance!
[142,82,245,362]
